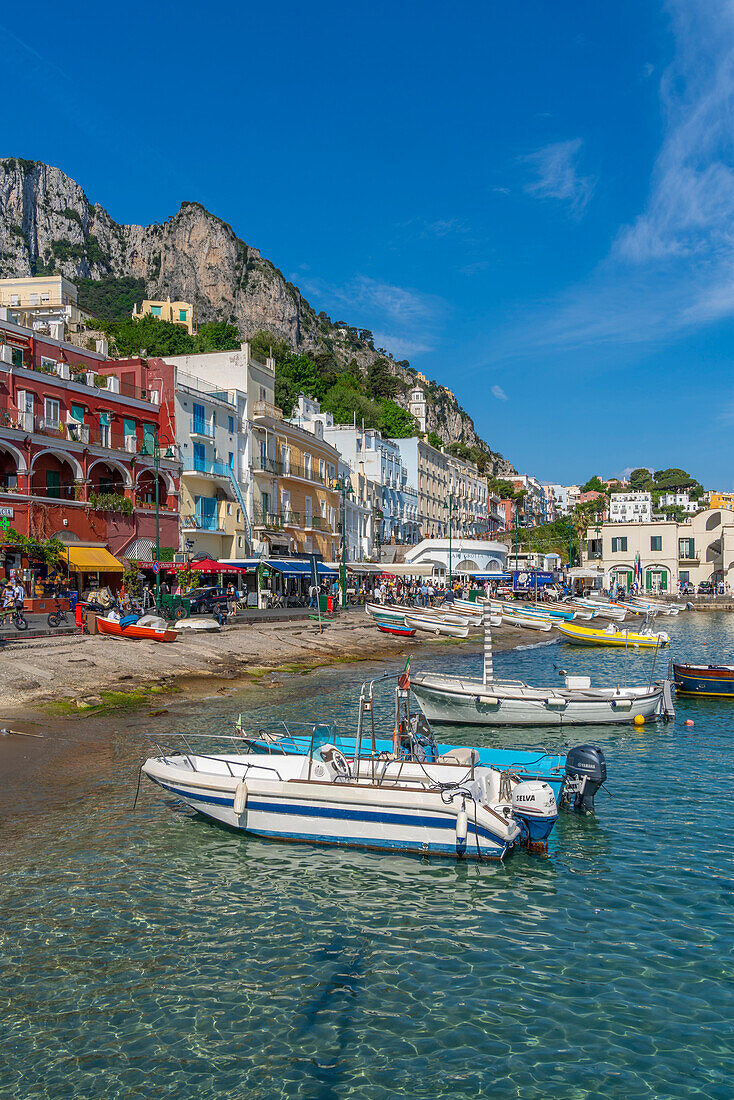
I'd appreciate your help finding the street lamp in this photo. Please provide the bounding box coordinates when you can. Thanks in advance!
[330,474,352,609]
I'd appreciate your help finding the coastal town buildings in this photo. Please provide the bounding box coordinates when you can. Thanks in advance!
[133,298,195,334]
[0,313,180,583]
[511,475,546,525]
[0,275,89,339]
[582,508,734,591]
[709,491,734,513]
[408,385,427,432]
[289,398,417,551]
[657,491,699,514]
[608,491,653,523]
[447,453,490,538]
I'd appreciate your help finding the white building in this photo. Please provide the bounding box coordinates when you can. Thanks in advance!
[404,537,508,578]
[609,491,653,523]
[289,397,419,552]
[658,491,699,514]
[512,474,547,525]
[163,343,276,557]
[408,385,427,432]
[447,452,490,538]
[582,508,734,591]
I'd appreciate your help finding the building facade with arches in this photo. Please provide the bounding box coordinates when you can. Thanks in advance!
[582,509,734,592]
[0,316,180,561]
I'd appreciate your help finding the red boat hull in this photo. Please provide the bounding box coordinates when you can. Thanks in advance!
[96,616,178,642]
[376,622,416,637]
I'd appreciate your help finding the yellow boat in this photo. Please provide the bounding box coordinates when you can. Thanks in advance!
[557,622,670,648]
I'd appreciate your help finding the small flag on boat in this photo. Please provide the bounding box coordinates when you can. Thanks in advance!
[398,656,410,691]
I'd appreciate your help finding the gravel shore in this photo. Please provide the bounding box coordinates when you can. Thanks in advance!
[0,612,552,716]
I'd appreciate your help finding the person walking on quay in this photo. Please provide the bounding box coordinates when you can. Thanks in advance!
[226,582,237,617]
[308,582,319,610]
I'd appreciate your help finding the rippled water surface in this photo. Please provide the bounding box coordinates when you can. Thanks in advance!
[2,612,733,1098]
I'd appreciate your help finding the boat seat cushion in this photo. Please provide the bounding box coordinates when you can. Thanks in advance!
[437,747,479,766]
[565,675,591,689]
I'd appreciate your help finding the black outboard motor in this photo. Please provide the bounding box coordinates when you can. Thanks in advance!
[564,745,607,813]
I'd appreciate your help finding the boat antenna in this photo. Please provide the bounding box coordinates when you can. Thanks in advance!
[483,606,493,686]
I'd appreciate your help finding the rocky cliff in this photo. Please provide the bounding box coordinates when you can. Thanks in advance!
[0,157,514,475]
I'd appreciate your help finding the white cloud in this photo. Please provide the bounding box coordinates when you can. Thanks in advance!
[298,274,446,361]
[491,384,508,400]
[486,2,734,362]
[522,138,595,214]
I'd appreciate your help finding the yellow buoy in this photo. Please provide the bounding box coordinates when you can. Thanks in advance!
[633,715,645,727]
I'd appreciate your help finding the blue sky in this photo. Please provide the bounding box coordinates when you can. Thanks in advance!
[2,1,733,486]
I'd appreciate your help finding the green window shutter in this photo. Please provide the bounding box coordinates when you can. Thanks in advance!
[179,310,187,321]
[71,404,85,422]
[124,418,136,437]
[150,305,161,316]
[100,411,111,426]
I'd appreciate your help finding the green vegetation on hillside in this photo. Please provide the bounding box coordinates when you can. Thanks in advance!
[77,276,147,322]
[250,330,418,438]
[93,313,241,357]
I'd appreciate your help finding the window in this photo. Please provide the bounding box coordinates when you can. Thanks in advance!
[150,305,161,316]
[41,293,49,303]
[651,536,662,551]
[304,496,313,526]
[179,309,187,322]
[680,571,689,583]
[100,410,111,447]
[679,538,695,559]
[319,458,326,481]
[587,538,601,556]
[611,537,627,552]
[10,295,19,306]
[228,452,234,469]
[41,356,56,370]
[304,454,312,479]
[228,415,235,434]
[142,423,156,453]
[11,347,23,368]
[260,439,267,468]
[124,417,136,439]
[320,499,327,518]
[329,507,336,529]
[281,490,291,518]
[226,503,232,515]
[327,463,335,481]
[193,442,206,472]
[192,402,205,435]
[194,495,216,530]
[44,398,60,427]
[30,293,39,305]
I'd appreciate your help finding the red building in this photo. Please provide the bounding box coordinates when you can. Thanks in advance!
[0,315,180,585]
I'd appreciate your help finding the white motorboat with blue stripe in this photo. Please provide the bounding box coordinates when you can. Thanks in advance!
[141,729,559,860]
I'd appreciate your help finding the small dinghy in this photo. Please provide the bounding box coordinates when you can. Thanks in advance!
[97,613,178,642]
[376,620,416,637]
[405,614,470,638]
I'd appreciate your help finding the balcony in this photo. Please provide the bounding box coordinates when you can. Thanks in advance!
[182,513,223,532]
[252,508,301,530]
[678,551,700,562]
[190,418,215,439]
[252,456,284,476]
[252,400,283,420]
[305,515,329,531]
[183,459,234,480]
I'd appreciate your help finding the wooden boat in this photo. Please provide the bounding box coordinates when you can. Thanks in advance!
[96,615,178,642]
[673,663,734,696]
[557,622,669,648]
[405,614,469,638]
[376,620,417,637]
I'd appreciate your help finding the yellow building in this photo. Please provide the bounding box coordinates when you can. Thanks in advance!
[251,402,340,559]
[0,274,86,334]
[708,492,734,512]
[133,297,194,334]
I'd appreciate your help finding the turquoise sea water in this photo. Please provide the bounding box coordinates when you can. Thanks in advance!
[1,613,733,1098]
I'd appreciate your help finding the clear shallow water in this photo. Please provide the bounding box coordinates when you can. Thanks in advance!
[1,614,733,1098]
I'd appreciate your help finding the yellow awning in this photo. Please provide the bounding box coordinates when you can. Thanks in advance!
[65,546,124,573]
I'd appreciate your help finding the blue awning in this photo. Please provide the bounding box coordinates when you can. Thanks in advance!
[472,571,512,580]
[265,559,338,579]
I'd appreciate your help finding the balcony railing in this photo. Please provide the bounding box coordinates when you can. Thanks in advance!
[181,514,222,531]
[252,400,283,420]
[184,459,234,479]
[252,456,284,476]
[678,551,700,561]
[252,509,301,530]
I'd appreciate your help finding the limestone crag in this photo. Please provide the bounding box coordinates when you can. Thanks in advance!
[0,158,514,475]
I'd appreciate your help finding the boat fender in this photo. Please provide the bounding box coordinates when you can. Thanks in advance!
[455,799,468,856]
[233,781,248,816]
